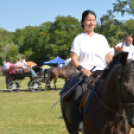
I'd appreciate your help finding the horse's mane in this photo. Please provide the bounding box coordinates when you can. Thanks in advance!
[101,52,123,79]
[62,62,75,69]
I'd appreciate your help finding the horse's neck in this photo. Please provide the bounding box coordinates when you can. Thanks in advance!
[97,71,120,111]
[63,65,72,70]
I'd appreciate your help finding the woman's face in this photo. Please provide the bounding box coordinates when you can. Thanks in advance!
[82,13,96,32]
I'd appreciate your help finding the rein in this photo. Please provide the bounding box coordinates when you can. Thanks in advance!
[119,61,134,107]
[92,62,134,117]
[94,90,118,114]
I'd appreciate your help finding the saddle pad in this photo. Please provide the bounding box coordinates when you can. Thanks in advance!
[82,79,99,114]
[81,88,92,108]
[60,75,79,100]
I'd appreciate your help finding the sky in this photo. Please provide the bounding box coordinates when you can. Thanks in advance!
[0,0,133,32]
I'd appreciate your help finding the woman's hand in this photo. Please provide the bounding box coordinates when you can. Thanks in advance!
[81,69,93,77]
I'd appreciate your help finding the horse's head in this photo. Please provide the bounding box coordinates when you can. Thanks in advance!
[67,62,74,69]
[114,52,134,127]
[113,43,124,53]
[63,62,77,76]
[68,62,78,75]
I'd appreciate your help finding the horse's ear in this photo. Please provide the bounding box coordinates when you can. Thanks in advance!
[120,52,128,65]
[113,44,117,51]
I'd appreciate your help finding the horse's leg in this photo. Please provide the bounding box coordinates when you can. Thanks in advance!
[60,100,71,134]
[43,69,46,83]
[70,101,79,134]
[54,77,58,91]
[48,78,52,90]
[45,69,52,91]
[45,77,49,91]
[45,77,52,91]
[65,78,67,82]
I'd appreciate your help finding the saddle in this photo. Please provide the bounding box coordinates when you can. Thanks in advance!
[60,74,100,112]
[59,75,79,101]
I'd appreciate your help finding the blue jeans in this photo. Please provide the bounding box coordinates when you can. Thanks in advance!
[30,70,37,77]
[25,66,37,77]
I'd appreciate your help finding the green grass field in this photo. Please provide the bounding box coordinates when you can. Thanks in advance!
[0,76,134,134]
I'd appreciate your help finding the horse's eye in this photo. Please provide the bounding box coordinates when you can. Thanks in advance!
[123,75,131,83]
[121,83,128,89]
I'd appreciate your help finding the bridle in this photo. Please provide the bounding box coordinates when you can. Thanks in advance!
[118,61,134,107]
[94,61,134,118]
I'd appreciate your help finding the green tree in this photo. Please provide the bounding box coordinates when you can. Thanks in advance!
[49,16,82,59]
[100,10,115,38]
[39,21,53,61]
[0,29,13,50]
[0,43,19,64]
[13,24,54,65]
[125,19,134,36]
[113,0,134,16]
[0,28,14,64]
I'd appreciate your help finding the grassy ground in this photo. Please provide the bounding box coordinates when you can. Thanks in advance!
[0,76,67,134]
[0,76,134,134]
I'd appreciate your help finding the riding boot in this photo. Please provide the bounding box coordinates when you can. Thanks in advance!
[71,101,81,134]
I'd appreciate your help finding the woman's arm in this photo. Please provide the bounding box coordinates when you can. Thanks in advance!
[71,52,93,77]
[105,52,113,64]
[71,52,80,69]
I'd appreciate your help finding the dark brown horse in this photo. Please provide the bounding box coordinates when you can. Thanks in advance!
[60,52,134,134]
[44,62,77,91]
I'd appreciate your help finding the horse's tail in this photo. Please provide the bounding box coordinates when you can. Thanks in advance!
[44,68,52,83]
[47,68,52,83]
[43,69,47,82]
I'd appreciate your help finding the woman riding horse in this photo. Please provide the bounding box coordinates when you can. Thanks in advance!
[61,52,133,134]
[69,10,113,134]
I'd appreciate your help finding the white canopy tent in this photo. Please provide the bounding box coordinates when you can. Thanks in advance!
[63,58,71,66]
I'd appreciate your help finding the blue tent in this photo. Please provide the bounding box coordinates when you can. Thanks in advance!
[43,56,65,65]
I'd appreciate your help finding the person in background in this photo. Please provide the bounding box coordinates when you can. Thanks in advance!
[14,58,24,73]
[6,60,17,78]
[3,59,15,84]
[3,58,11,79]
[112,36,134,60]
[21,56,38,78]
[21,56,27,67]
[3,58,10,72]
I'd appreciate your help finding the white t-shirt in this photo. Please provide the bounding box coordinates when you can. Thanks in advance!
[3,62,10,70]
[70,33,111,71]
[116,42,134,60]
[21,59,27,68]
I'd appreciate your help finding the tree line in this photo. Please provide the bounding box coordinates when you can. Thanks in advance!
[0,0,134,65]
